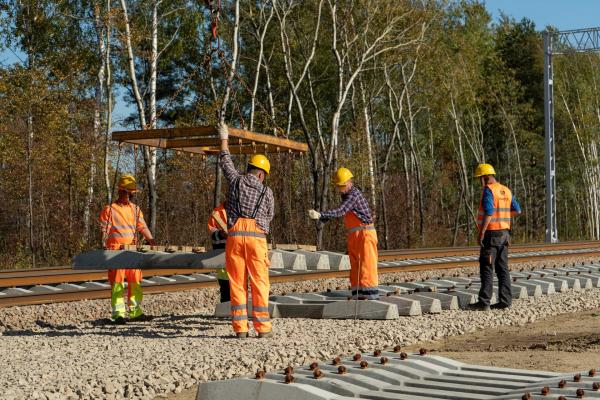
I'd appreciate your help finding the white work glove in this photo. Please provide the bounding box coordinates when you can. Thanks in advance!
[217,122,229,140]
[308,209,321,220]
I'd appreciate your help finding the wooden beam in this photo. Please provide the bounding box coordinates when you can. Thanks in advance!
[118,138,168,147]
[164,138,222,148]
[112,126,215,141]
[112,125,308,153]
[202,144,291,155]
[227,127,308,152]
[118,140,293,155]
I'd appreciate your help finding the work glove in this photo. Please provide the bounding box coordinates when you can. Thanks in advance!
[217,122,229,140]
[307,209,321,220]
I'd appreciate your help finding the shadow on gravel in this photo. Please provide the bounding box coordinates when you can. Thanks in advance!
[1,314,233,339]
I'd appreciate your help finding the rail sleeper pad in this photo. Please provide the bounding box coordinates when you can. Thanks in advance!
[196,353,596,400]
[214,298,399,320]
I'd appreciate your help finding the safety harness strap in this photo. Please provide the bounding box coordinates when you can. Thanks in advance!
[251,185,268,219]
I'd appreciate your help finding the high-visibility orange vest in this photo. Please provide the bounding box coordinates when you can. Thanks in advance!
[99,202,147,250]
[207,204,228,235]
[477,182,512,231]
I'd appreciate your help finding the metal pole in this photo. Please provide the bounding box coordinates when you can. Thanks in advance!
[544,31,558,243]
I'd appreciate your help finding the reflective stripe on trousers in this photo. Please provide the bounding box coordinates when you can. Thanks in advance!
[226,218,271,333]
[346,225,376,235]
[227,231,266,238]
[108,269,143,319]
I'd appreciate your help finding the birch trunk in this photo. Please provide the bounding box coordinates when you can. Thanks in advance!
[358,78,377,212]
[85,0,106,243]
[215,0,240,207]
[249,1,273,131]
[146,0,160,230]
[26,109,35,267]
[104,0,113,204]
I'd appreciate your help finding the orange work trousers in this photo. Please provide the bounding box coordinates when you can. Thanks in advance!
[225,218,271,333]
[344,212,379,299]
[107,269,143,318]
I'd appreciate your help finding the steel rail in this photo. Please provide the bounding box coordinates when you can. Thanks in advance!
[1,240,600,287]
[1,244,600,307]
[377,240,600,260]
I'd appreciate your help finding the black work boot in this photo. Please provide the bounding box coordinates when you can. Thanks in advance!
[467,302,491,311]
[236,332,248,339]
[112,316,126,325]
[491,303,511,310]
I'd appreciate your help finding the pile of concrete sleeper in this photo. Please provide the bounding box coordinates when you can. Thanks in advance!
[197,350,600,400]
[214,262,600,320]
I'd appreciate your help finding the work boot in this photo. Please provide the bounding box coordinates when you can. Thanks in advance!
[258,331,273,339]
[491,303,511,310]
[111,316,126,325]
[129,314,154,322]
[236,332,248,339]
[467,302,490,311]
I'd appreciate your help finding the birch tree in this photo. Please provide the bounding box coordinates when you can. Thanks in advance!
[117,0,182,230]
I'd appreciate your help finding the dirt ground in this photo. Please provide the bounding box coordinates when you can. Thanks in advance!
[166,308,600,400]
[403,308,600,372]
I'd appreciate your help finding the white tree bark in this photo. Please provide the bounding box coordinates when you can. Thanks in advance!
[248,0,274,131]
[120,0,146,128]
[85,0,106,243]
[219,0,240,123]
[358,77,377,212]
[104,0,113,204]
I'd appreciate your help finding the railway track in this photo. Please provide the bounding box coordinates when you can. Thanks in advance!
[1,241,599,308]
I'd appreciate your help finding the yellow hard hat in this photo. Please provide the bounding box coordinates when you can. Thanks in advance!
[118,174,138,192]
[333,167,353,186]
[474,163,496,178]
[248,154,270,175]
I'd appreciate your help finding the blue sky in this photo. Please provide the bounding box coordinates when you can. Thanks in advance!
[483,0,600,31]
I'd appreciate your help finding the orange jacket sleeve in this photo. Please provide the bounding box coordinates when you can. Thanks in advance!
[134,206,149,233]
[207,215,218,233]
[99,205,112,235]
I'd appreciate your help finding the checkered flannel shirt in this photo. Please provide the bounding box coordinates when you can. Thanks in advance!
[219,150,274,233]
[320,186,373,224]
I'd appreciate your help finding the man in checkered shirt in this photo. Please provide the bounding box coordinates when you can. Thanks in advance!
[218,123,274,339]
[308,167,379,300]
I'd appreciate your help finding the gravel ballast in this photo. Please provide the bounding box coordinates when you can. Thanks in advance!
[1,256,599,400]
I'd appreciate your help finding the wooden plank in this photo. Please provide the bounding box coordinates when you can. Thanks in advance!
[228,127,308,152]
[112,125,308,153]
[118,141,295,155]
[164,138,221,148]
[120,139,208,154]
[112,126,215,141]
[168,147,209,155]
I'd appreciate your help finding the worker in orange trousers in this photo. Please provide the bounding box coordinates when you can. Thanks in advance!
[99,174,156,324]
[218,123,275,339]
[308,168,379,300]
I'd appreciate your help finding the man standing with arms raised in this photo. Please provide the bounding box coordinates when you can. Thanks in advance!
[217,123,274,339]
